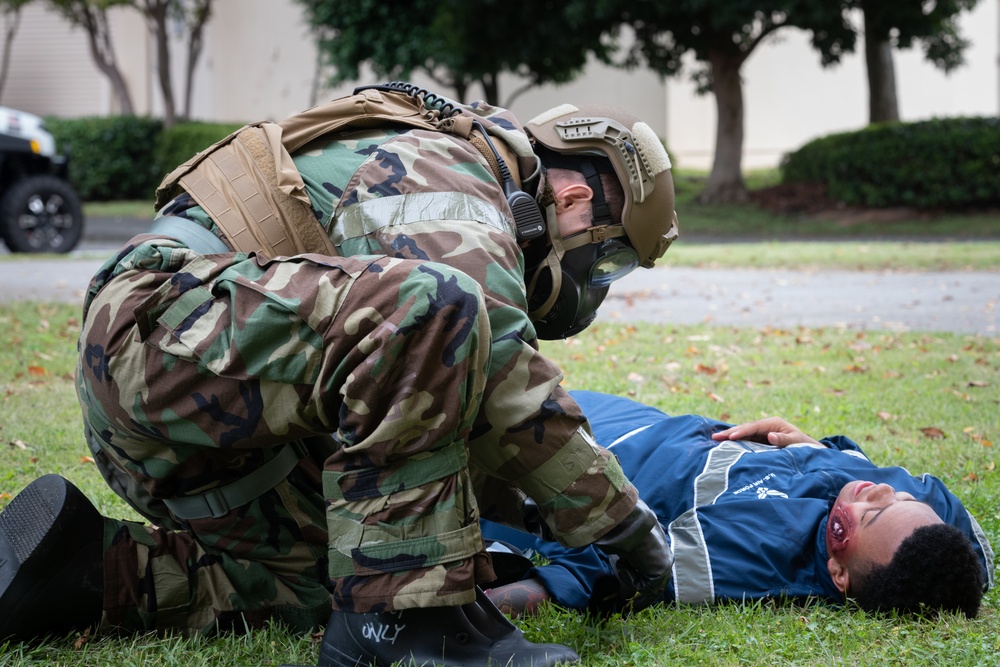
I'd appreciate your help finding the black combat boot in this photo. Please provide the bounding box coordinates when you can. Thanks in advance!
[0,474,104,641]
[317,588,579,666]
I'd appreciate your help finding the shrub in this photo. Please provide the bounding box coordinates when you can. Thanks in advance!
[155,121,246,178]
[44,117,248,203]
[45,116,163,201]
[781,117,1000,209]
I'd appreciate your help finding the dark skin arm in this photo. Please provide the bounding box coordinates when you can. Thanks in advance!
[712,417,823,448]
[484,578,551,618]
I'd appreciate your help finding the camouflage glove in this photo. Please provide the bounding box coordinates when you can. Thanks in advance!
[588,498,673,616]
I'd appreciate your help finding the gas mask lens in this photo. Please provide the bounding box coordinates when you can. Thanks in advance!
[589,243,639,288]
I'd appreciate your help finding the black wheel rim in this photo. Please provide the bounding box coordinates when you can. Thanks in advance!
[17,192,75,250]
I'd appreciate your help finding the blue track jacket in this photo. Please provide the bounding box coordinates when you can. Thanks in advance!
[481,391,994,610]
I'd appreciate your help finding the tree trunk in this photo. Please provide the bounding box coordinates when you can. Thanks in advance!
[699,48,748,204]
[0,7,22,102]
[182,0,213,120]
[865,36,899,123]
[309,39,326,107]
[479,73,499,106]
[862,4,899,124]
[81,5,135,115]
[144,0,176,128]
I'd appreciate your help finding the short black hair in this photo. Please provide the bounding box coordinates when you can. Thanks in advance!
[850,523,984,618]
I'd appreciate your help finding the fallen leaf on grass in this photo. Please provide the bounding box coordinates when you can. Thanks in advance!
[73,628,91,649]
[81,455,95,464]
[707,392,724,403]
[919,427,947,439]
[8,439,26,450]
[968,381,990,388]
[27,365,48,376]
[877,411,896,421]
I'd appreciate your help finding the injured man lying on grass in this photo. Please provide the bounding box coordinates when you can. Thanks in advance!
[481,390,994,619]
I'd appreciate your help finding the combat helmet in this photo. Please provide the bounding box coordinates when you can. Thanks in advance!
[526,104,678,268]
[523,104,679,339]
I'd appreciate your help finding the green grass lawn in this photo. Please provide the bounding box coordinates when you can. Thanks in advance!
[3,185,996,663]
[1,298,997,665]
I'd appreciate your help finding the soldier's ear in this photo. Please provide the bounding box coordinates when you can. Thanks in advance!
[827,557,850,594]
[552,184,592,214]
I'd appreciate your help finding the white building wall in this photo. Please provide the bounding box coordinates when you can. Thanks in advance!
[190,1,667,137]
[0,0,996,171]
[1,4,104,116]
[668,2,1000,169]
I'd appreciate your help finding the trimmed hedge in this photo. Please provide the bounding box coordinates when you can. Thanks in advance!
[155,121,246,178]
[45,116,163,201]
[781,117,1000,209]
[44,117,248,202]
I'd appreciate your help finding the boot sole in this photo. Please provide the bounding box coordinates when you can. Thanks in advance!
[0,474,102,640]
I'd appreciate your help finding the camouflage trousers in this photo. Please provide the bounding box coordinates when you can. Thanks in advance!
[77,235,491,633]
[94,461,332,635]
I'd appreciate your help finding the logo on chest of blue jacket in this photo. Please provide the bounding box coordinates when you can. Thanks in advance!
[732,473,789,499]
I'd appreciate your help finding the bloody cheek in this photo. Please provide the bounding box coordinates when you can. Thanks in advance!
[827,503,854,555]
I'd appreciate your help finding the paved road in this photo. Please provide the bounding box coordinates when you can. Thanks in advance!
[2,217,997,335]
[600,266,997,334]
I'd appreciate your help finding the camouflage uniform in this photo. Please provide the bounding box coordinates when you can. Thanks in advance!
[76,102,639,636]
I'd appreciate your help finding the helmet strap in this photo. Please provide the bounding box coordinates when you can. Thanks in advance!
[527,201,565,321]
[579,158,613,228]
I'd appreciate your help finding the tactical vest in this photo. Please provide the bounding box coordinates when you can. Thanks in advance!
[155,88,520,258]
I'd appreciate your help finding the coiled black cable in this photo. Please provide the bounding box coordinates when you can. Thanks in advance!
[354,81,461,118]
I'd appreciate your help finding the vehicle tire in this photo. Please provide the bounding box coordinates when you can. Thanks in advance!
[0,175,84,253]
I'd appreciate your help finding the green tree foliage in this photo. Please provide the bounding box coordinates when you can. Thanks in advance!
[580,0,979,204]
[294,0,615,106]
[575,0,857,205]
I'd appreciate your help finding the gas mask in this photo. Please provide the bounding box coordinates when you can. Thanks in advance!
[523,104,679,340]
[525,163,640,340]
